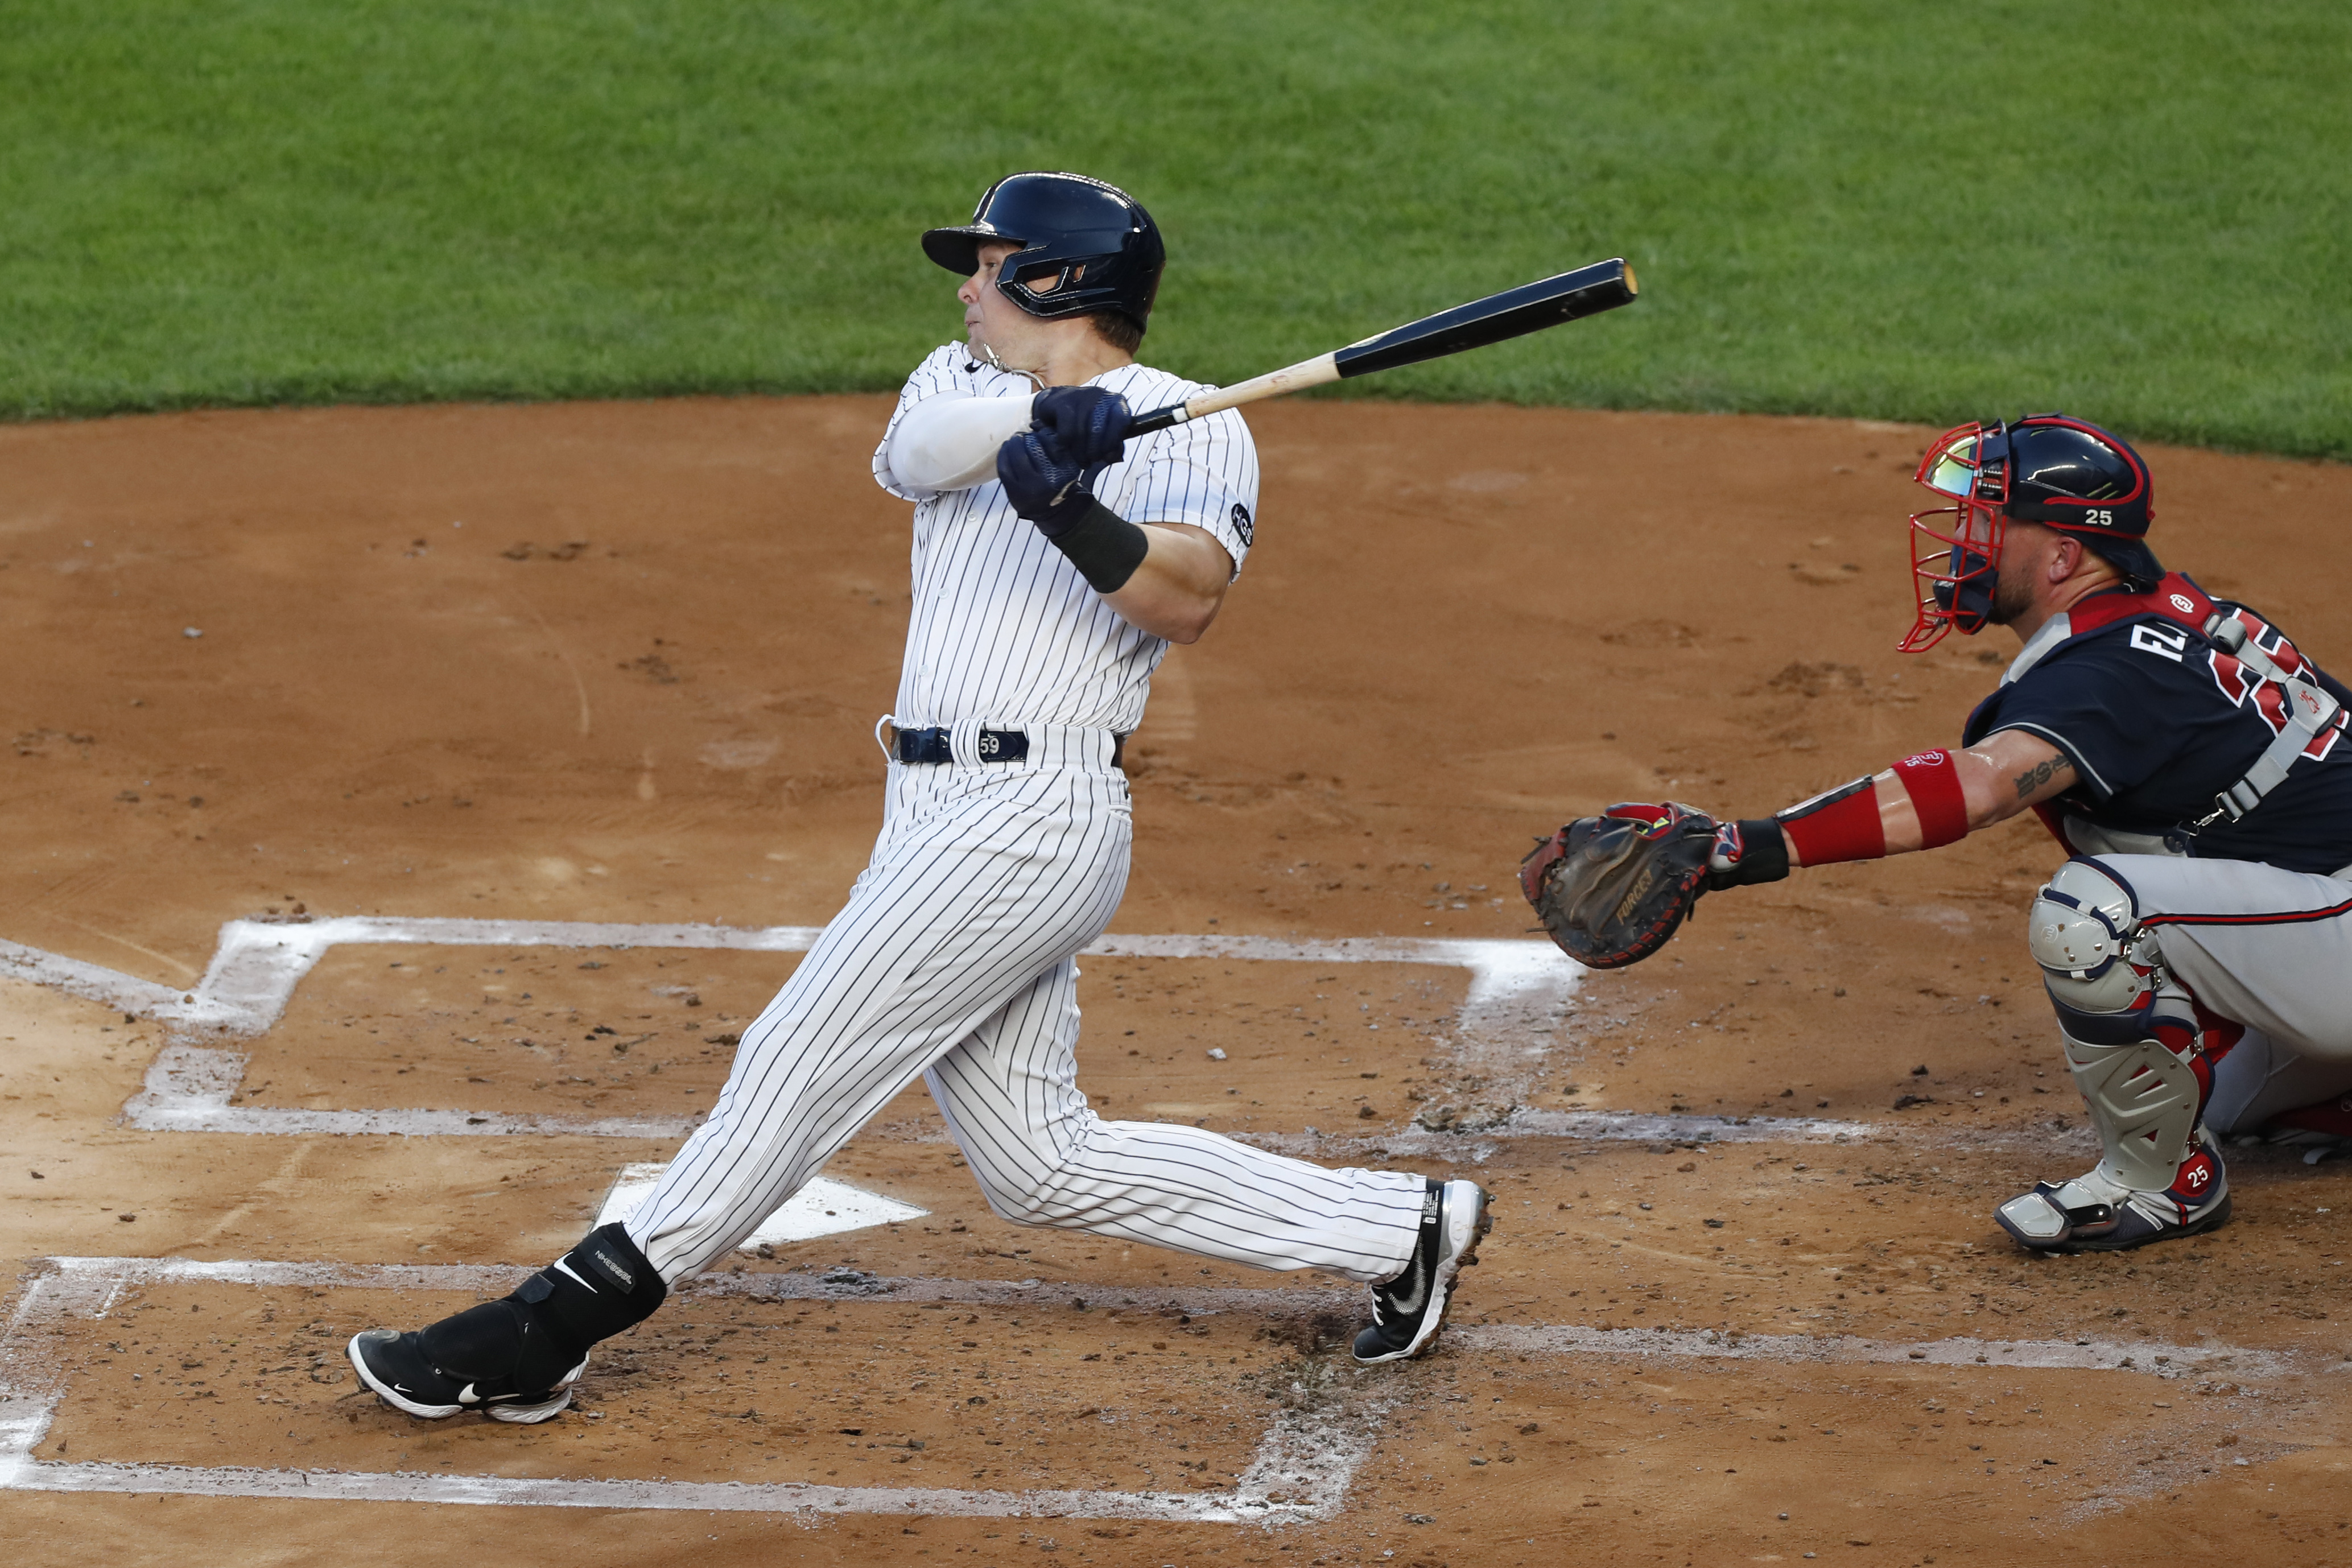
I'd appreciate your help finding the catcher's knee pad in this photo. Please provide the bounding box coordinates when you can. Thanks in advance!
[2029,859,2160,1018]
[420,1222,666,1388]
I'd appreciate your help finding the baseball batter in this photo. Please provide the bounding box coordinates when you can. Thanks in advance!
[1525,414,2352,1253]
[349,171,1489,1425]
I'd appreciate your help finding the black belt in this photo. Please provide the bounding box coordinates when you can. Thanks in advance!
[890,725,1128,768]
[893,725,1028,765]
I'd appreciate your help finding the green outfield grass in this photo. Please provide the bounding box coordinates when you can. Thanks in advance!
[2,1,2345,455]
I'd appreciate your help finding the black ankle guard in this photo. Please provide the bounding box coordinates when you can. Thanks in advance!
[1039,498,1150,593]
[518,1222,666,1350]
[414,1299,539,1382]
[412,1225,664,1392]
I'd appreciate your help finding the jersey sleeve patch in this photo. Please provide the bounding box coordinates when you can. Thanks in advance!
[1108,381,1261,577]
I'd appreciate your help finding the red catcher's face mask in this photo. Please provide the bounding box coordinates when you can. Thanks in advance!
[1900,421,2010,653]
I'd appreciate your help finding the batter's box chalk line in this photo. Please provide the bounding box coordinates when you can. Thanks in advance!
[9,914,1936,1150]
[0,1257,1389,1523]
[0,1259,2314,1519]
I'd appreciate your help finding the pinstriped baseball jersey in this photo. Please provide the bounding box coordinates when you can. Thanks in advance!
[873,345,1259,733]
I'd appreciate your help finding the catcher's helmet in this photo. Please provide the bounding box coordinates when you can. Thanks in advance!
[922,172,1165,336]
[1900,414,2161,651]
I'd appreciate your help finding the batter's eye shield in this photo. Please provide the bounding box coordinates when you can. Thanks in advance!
[1899,421,2009,653]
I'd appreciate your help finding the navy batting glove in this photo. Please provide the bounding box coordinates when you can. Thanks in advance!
[997,429,1107,538]
[1029,386,1133,469]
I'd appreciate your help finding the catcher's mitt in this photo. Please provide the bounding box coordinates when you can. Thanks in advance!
[1520,801,1719,968]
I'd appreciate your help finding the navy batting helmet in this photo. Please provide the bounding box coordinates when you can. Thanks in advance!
[922,172,1166,336]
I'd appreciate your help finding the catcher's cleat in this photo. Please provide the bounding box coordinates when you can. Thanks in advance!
[347,1326,585,1425]
[1352,1179,1491,1364]
[1994,1130,2231,1253]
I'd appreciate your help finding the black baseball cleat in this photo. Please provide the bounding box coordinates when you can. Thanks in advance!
[346,1222,665,1425]
[346,1326,584,1425]
[1352,1178,1492,1364]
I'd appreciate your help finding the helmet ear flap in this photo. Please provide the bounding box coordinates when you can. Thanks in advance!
[1004,255,1090,300]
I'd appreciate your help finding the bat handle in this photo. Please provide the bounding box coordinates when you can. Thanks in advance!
[1125,353,1343,436]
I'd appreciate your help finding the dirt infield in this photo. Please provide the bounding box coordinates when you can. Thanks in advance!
[3,398,2350,1565]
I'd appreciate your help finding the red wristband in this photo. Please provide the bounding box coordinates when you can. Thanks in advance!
[1892,749,1970,848]
[1775,777,1885,866]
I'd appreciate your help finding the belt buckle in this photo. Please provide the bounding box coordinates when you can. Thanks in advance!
[895,727,952,766]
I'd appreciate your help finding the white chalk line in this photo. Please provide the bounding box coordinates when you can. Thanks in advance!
[0,915,1613,1144]
[1449,1322,2299,1380]
[0,937,184,1018]
[0,1256,2314,1517]
[0,1257,1380,1522]
[16,916,2072,1153]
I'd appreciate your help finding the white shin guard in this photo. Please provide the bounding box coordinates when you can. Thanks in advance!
[2061,1028,2204,1191]
[2006,857,2230,1251]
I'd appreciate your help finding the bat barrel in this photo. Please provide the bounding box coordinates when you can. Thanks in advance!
[1120,256,1637,435]
[1332,258,1636,380]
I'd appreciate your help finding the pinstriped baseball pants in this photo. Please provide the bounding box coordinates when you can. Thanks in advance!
[622,747,1429,1285]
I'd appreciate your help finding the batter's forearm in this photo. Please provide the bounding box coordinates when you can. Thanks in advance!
[885,394,1036,494]
[1104,522,1233,644]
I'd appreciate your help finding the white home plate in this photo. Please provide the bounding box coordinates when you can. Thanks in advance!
[595,1163,927,1248]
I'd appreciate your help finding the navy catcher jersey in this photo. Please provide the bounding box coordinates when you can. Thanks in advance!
[1961,573,2352,874]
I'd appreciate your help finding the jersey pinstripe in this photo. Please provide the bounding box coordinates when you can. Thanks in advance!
[873,346,1259,733]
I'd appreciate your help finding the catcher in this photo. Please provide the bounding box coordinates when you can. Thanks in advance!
[1523,414,2352,1254]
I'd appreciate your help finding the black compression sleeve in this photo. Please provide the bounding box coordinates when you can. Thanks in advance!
[1041,497,1151,593]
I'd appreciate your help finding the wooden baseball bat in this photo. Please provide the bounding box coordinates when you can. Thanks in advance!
[1127,257,1637,435]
